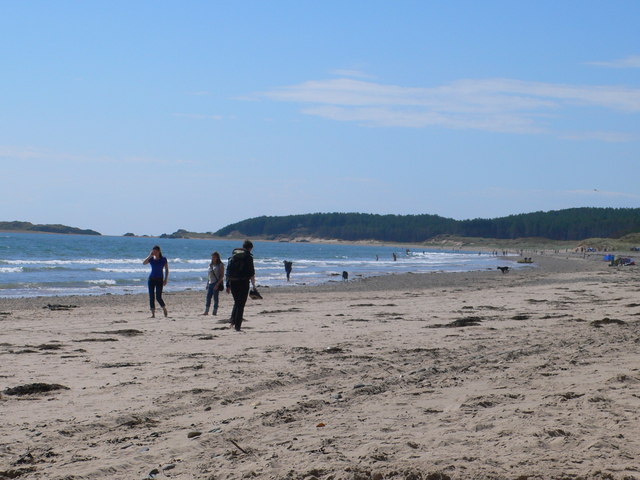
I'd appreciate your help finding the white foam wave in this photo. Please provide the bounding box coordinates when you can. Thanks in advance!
[2,258,142,266]
[95,267,150,273]
[86,279,117,285]
[180,258,211,264]
[164,268,207,273]
[96,267,207,274]
[0,267,23,273]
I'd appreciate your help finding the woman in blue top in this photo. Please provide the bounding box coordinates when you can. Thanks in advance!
[143,245,169,318]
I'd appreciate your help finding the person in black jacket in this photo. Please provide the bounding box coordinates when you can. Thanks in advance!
[225,240,256,331]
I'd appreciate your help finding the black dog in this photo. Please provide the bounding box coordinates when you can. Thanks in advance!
[342,271,349,281]
[497,266,510,274]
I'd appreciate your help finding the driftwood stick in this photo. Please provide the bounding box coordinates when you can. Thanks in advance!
[228,439,248,454]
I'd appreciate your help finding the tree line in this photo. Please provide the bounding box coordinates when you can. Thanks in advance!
[214,208,640,242]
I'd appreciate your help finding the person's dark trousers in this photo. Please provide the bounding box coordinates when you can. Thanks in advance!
[148,277,165,310]
[229,279,250,330]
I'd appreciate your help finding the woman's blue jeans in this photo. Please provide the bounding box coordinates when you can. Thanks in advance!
[148,277,165,310]
[205,283,220,314]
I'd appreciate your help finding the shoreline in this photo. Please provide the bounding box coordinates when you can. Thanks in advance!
[2,235,521,301]
[0,251,610,311]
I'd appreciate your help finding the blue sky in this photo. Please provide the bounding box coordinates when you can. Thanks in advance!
[1,1,639,236]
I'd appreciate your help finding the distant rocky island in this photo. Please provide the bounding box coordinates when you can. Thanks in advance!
[0,221,101,236]
[159,229,217,239]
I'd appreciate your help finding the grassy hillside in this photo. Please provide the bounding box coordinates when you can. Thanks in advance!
[0,221,101,236]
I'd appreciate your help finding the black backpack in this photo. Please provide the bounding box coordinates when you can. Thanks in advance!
[227,249,253,279]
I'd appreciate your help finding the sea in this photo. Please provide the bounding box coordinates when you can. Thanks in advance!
[0,232,520,298]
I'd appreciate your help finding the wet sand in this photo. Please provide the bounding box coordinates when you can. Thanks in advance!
[1,253,639,479]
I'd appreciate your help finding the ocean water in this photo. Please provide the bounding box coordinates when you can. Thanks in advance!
[0,233,518,298]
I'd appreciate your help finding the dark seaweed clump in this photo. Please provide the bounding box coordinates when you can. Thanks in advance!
[4,383,69,396]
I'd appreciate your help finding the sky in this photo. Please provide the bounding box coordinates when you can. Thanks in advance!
[1,1,639,236]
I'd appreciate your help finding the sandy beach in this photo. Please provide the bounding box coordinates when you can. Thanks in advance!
[1,253,639,480]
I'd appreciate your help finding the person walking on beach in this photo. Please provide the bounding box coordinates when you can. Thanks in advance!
[226,240,256,332]
[143,245,169,318]
[284,260,293,282]
[203,251,224,316]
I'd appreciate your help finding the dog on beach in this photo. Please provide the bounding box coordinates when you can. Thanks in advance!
[342,271,349,281]
[497,266,510,274]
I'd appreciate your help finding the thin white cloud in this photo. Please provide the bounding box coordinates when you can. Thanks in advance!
[0,146,37,159]
[558,131,636,142]
[468,187,640,201]
[259,77,640,139]
[330,69,374,79]
[302,105,543,133]
[335,176,380,185]
[587,55,640,69]
[0,146,188,166]
[173,113,223,120]
[566,189,640,200]
[0,146,84,162]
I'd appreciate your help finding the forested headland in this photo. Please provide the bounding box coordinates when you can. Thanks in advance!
[214,208,640,243]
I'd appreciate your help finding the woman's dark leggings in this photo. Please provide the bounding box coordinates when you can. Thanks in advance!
[148,277,165,310]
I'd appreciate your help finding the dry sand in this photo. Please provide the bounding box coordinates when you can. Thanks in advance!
[1,253,639,479]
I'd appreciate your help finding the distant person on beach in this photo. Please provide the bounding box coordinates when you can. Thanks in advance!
[284,260,293,281]
[226,240,256,332]
[143,245,169,318]
[203,251,224,316]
